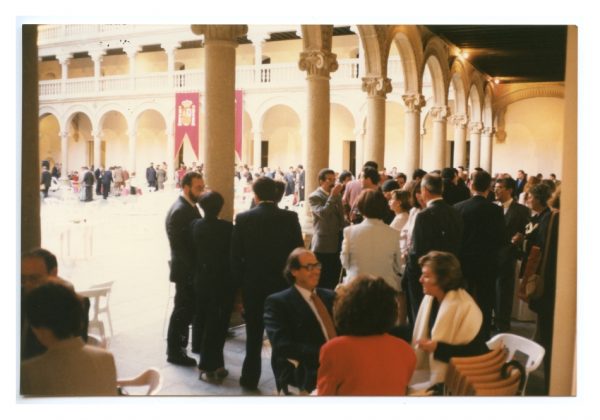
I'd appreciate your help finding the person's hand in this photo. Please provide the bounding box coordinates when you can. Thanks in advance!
[416,339,437,353]
[331,183,344,196]
[512,232,524,245]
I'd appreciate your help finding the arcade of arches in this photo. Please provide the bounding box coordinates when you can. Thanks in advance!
[21,24,577,396]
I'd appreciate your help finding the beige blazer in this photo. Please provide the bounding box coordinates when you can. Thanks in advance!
[21,337,118,396]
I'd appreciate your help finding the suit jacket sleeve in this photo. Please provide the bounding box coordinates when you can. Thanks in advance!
[309,192,344,222]
[264,295,319,363]
[288,212,304,248]
[340,227,350,270]
[230,215,244,288]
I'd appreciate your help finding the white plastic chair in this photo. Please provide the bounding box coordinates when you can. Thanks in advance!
[486,332,545,394]
[117,368,162,396]
[79,281,114,346]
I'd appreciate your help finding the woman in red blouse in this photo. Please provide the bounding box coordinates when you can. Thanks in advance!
[316,275,416,396]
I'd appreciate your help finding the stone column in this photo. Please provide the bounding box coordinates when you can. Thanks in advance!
[247,32,267,83]
[362,76,391,169]
[60,131,69,182]
[402,93,426,176]
[298,48,338,226]
[480,127,494,173]
[128,129,137,175]
[468,121,483,171]
[162,42,180,88]
[22,24,40,251]
[252,130,262,169]
[56,53,70,95]
[89,50,103,92]
[450,114,468,168]
[191,24,247,222]
[430,106,449,171]
[124,46,138,89]
[93,130,102,170]
[354,127,365,172]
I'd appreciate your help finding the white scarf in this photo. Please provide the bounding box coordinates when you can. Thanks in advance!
[411,289,482,387]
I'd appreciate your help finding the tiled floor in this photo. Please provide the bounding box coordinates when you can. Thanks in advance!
[38,185,545,397]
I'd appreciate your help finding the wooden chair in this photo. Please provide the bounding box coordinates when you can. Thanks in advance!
[445,347,508,395]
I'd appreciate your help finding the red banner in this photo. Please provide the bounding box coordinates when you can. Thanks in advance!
[235,90,243,162]
[175,92,200,159]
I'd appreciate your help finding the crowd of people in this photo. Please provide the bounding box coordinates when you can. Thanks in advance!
[26,159,561,396]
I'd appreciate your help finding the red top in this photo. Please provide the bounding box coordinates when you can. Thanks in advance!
[317,334,416,396]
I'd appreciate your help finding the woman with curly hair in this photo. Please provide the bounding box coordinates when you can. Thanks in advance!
[316,276,416,395]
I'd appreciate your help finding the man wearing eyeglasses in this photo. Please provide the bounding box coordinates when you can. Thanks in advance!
[264,248,336,395]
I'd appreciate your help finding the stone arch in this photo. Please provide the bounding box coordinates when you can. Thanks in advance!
[97,103,129,130]
[62,105,94,131]
[330,101,356,172]
[134,102,170,130]
[390,25,423,93]
[64,111,94,171]
[449,59,469,115]
[483,83,495,127]
[422,36,450,105]
[357,25,392,77]
[98,110,128,169]
[494,84,564,112]
[256,96,304,131]
[468,81,484,123]
[261,104,302,170]
[39,112,61,168]
[135,109,168,177]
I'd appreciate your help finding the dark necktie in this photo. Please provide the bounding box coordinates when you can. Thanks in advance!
[310,292,337,340]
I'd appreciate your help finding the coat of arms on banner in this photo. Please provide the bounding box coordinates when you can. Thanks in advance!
[177,100,196,127]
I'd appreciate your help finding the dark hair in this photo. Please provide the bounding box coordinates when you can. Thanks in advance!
[391,189,412,212]
[381,179,400,193]
[549,186,561,210]
[22,248,57,274]
[529,183,552,207]
[395,172,407,183]
[421,173,443,196]
[412,169,427,180]
[411,180,422,209]
[441,167,457,181]
[472,170,492,193]
[356,189,388,220]
[252,176,277,201]
[541,179,557,193]
[362,167,380,185]
[274,180,286,203]
[181,171,203,188]
[362,161,379,171]
[25,282,84,339]
[283,247,309,284]
[318,168,335,183]
[418,251,464,292]
[198,191,224,218]
[334,276,398,336]
[495,176,516,193]
[339,170,353,183]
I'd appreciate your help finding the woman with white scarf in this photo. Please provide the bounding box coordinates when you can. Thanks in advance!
[409,251,488,392]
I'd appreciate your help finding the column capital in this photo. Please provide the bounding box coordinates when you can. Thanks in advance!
[161,42,181,54]
[246,31,268,45]
[92,130,103,138]
[191,24,248,43]
[298,50,338,78]
[59,131,69,139]
[449,114,468,128]
[88,49,105,62]
[430,106,450,122]
[482,126,495,136]
[361,76,392,99]
[469,121,484,134]
[56,53,71,65]
[123,45,140,58]
[402,94,426,112]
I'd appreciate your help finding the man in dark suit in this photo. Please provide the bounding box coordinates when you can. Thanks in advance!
[514,169,527,199]
[82,166,95,202]
[264,248,335,394]
[101,167,113,199]
[231,176,304,390]
[308,168,345,290]
[454,170,506,339]
[94,166,103,196]
[165,171,204,366]
[297,164,305,202]
[404,173,463,324]
[146,162,157,191]
[41,165,52,198]
[493,176,530,333]
[191,191,234,380]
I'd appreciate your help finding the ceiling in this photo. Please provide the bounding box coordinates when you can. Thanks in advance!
[425,25,567,84]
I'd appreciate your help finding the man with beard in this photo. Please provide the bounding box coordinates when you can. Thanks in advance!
[165,171,205,366]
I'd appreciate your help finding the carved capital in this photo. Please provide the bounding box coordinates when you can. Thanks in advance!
[298,50,338,78]
[123,45,140,58]
[430,106,450,122]
[161,42,181,54]
[482,127,495,136]
[469,121,483,135]
[56,53,71,65]
[402,94,426,112]
[191,24,248,44]
[449,114,468,128]
[59,131,69,140]
[361,77,392,98]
